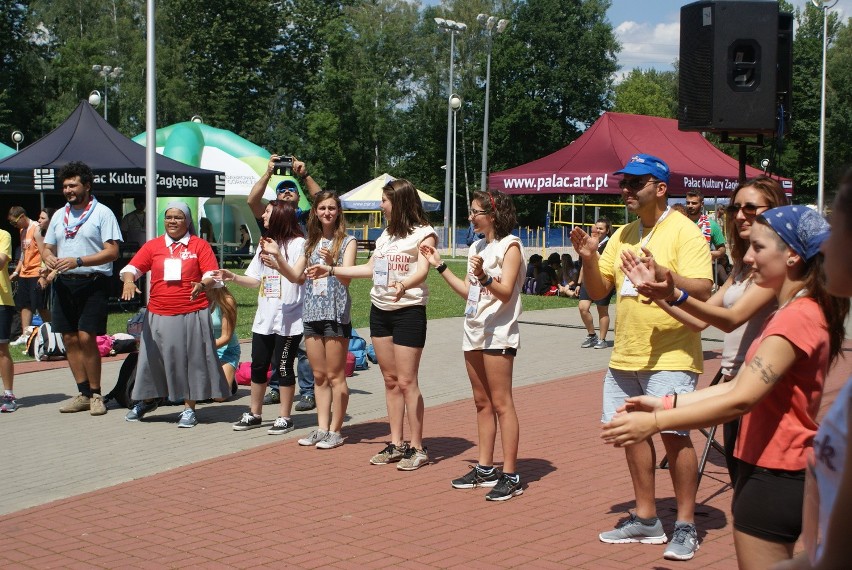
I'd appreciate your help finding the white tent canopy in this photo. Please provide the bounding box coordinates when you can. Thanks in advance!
[340,173,441,212]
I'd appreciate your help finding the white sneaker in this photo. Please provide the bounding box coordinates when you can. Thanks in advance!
[10,334,29,346]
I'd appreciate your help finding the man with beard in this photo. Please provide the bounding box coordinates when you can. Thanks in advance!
[685,190,728,283]
[43,162,122,416]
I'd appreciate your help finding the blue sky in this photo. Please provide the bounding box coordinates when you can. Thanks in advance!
[424,1,850,74]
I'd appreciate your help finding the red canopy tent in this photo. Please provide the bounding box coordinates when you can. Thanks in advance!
[489,112,793,197]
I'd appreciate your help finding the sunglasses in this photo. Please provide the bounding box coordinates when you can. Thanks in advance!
[726,203,768,216]
[618,177,658,191]
[8,214,23,226]
[469,208,488,217]
[277,187,298,195]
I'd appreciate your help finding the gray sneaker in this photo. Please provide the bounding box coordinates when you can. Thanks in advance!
[262,390,280,405]
[316,431,345,449]
[0,394,18,413]
[599,513,667,544]
[369,442,408,465]
[294,395,316,411]
[580,334,598,348]
[664,522,699,561]
[594,339,608,349]
[298,429,328,446]
[267,416,294,435]
[397,446,429,471]
[177,408,198,428]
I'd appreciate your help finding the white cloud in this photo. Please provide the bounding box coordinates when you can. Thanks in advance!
[614,20,679,78]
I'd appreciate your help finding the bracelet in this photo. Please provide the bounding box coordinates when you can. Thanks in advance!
[668,289,689,306]
[396,281,406,291]
[436,263,448,274]
[481,276,493,287]
[674,393,678,409]
[662,394,674,410]
[477,273,488,283]
[654,411,661,433]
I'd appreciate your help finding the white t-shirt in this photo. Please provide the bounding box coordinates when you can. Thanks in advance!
[463,235,525,351]
[370,225,436,311]
[245,237,305,336]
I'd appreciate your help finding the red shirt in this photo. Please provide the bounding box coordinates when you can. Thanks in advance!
[128,235,219,316]
[735,297,830,471]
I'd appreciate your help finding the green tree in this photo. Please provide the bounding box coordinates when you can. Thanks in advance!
[612,68,678,118]
[826,16,852,194]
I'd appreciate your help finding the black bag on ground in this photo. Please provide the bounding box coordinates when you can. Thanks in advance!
[106,352,138,409]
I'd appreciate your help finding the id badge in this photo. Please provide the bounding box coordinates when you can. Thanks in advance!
[373,257,389,287]
[465,283,481,316]
[263,273,282,298]
[163,258,182,281]
[312,276,328,296]
[620,276,638,297]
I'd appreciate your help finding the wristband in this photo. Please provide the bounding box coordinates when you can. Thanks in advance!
[481,276,493,287]
[668,289,689,306]
[662,394,674,410]
[436,263,448,274]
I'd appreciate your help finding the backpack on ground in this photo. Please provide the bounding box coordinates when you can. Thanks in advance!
[25,322,67,361]
[348,331,369,370]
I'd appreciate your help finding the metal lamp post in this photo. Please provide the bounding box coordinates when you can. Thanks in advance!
[812,0,838,214]
[450,94,462,257]
[11,131,23,151]
[91,64,124,121]
[477,14,509,193]
[435,17,467,245]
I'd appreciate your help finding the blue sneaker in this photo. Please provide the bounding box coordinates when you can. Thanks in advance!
[177,408,198,428]
[664,521,699,560]
[125,400,158,422]
[0,394,18,413]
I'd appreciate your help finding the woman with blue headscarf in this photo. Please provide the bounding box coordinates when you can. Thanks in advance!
[119,202,229,428]
[602,205,849,567]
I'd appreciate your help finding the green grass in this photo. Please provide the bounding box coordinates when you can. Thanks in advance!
[10,253,576,363]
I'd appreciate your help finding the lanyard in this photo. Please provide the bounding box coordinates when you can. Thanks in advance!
[637,207,671,248]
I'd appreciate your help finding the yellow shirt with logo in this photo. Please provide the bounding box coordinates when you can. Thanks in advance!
[0,230,14,306]
[598,211,712,372]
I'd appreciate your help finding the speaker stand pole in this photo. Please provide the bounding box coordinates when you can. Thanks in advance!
[738,144,747,184]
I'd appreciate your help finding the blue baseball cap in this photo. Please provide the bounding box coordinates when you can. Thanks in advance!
[614,154,670,184]
[275,179,299,194]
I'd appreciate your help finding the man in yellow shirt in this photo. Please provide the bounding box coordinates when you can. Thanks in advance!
[571,154,713,561]
[0,229,17,412]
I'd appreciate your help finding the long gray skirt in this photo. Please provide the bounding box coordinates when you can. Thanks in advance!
[132,308,230,402]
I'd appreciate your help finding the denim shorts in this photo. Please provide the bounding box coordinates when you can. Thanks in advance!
[601,368,698,436]
[303,320,352,338]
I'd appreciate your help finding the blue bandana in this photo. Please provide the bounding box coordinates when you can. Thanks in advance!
[761,205,829,261]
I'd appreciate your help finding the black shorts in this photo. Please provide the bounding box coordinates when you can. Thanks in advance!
[303,320,352,338]
[578,284,614,306]
[732,459,805,544]
[51,274,110,335]
[369,304,427,348]
[0,305,13,343]
[14,276,47,311]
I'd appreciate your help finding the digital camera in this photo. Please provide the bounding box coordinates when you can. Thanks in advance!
[272,155,294,176]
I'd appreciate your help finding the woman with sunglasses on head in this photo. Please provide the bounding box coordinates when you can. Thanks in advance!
[120,202,230,428]
[264,191,356,449]
[220,200,305,435]
[420,190,525,501]
[308,179,436,470]
[603,205,849,569]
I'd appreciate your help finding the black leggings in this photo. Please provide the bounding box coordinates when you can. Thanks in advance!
[250,333,302,387]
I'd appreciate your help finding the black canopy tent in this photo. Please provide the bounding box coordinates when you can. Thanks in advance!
[0,101,225,197]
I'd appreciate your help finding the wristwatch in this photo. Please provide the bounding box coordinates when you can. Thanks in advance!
[76,257,83,267]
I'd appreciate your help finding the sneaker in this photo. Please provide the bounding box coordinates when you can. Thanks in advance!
[294,394,316,411]
[10,334,28,347]
[664,522,699,561]
[581,334,599,348]
[89,393,107,416]
[262,390,280,405]
[298,429,328,446]
[59,394,91,413]
[316,431,345,449]
[267,416,294,435]
[233,412,262,431]
[125,400,158,422]
[397,446,429,471]
[451,466,501,489]
[599,513,667,544]
[0,394,18,413]
[369,442,408,465]
[485,473,524,501]
[594,339,608,349]
[177,408,198,428]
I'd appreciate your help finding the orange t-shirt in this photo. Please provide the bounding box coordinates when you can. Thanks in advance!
[19,222,42,277]
[734,297,830,471]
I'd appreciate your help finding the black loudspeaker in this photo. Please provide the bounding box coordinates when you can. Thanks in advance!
[679,1,792,136]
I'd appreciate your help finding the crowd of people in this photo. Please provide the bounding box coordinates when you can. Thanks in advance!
[2,153,852,566]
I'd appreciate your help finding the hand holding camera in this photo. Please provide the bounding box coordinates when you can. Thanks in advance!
[272,155,294,177]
